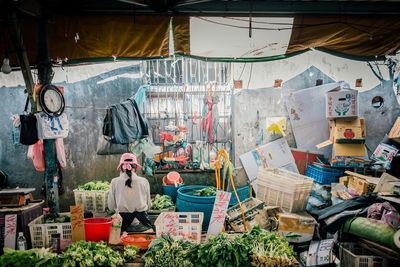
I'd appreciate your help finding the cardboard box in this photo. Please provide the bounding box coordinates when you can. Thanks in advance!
[342,171,380,196]
[326,87,358,119]
[277,212,317,243]
[372,143,399,164]
[330,144,368,168]
[389,117,400,143]
[332,118,366,144]
[306,239,334,266]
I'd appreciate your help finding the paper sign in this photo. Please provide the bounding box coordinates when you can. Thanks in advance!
[207,191,232,236]
[4,214,17,249]
[70,205,85,242]
[240,138,298,191]
[162,213,180,236]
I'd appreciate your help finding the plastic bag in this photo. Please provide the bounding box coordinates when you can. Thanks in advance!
[55,138,67,168]
[27,140,45,172]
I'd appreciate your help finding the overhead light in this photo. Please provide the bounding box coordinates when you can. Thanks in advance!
[1,58,11,74]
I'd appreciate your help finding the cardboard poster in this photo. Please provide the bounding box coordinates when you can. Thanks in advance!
[4,214,17,249]
[240,138,298,191]
[207,191,232,236]
[70,205,85,242]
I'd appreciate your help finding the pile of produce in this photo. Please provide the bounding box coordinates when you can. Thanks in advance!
[78,181,110,191]
[193,186,217,196]
[0,248,59,267]
[243,226,297,267]
[151,194,174,210]
[143,226,296,267]
[61,241,138,267]
[143,234,199,267]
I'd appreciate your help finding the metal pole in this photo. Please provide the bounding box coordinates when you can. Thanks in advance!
[37,15,59,213]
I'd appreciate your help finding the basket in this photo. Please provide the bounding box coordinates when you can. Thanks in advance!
[306,164,344,185]
[73,189,109,212]
[154,212,203,243]
[339,243,388,267]
[28,212,72,249]
[257,168,313,212]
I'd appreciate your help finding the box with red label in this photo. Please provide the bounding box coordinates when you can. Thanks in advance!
[326,87,358,119]
[332,118,366,144]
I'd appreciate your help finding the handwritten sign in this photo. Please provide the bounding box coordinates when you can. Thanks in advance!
[207,191,231,236]
[162,213,180,236]
[4,214,17,249]
[70,205,85,242]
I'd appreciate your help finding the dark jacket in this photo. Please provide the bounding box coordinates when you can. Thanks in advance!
[103,98,148,144]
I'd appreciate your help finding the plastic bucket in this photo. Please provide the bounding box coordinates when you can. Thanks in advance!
[84,218,112,242]
[228,185,251,207]
[165,172,183,186]
[176,185,216,231]
[162,184,181,203]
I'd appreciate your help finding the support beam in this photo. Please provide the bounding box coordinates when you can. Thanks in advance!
[37,15,59,214]
[6,12,36,112]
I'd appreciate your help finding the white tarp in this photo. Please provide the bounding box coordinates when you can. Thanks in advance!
[190,17,293,58]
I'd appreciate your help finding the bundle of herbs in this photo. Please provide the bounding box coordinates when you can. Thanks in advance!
[151,194,174,210]
[143,234,199,267]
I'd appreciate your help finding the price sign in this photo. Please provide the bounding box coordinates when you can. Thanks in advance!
[207,191,231,236]
[70,205,85,242]
[4,214,17,249]
[163,213,179,236]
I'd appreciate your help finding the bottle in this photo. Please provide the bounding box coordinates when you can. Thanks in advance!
[51,233,61,253]
[108,209,123,245]
[17,232,27,251]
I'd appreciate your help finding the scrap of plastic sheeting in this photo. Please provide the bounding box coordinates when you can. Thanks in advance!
[285,82,344,158]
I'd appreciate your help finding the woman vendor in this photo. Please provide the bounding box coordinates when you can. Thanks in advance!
[108,153,153,232]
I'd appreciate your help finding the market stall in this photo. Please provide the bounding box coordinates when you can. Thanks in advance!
[1,1,400,266]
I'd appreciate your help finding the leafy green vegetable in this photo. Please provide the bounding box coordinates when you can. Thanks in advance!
[151,194,174,210]
[123,246,140,263]
[143,234,198,267]
[192,186,217,197]
[197,233,251,267]
[60,241,124,267]
[0,248,60,267]
[43,214,71,224]
[78,181,110,191]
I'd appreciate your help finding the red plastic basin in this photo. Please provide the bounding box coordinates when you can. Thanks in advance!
[84,218,112,242]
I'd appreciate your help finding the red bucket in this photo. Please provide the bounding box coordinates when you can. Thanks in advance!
[84,218,112,242]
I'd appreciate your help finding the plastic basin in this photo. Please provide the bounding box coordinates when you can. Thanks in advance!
[121,234,155,250]
[163,173,183,186]
[84,218,112,242]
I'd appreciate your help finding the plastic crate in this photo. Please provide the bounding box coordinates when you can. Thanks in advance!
[73,189,109,212]
[339,243,388,267]
[226,197,264,222]
[154,212,203,243]
[306,164,344,185]
[257,168,314,212]
[28,212,72,248]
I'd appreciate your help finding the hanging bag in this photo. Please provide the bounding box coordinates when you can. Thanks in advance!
[36,112,69,139]
[19,97,39,145]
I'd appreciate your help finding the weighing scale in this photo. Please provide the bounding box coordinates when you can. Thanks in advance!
[0,188,37,208]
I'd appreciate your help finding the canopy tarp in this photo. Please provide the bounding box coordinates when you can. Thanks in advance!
[287,15,400,59]
[2,15,190,65]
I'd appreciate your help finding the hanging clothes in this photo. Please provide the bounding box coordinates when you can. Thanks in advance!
[201,95,214,143]
[103,99,149,144]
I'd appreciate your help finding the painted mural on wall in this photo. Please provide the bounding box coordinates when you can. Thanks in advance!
[233,65,400,166]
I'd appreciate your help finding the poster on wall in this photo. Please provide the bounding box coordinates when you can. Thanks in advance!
[239,138,298,191]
